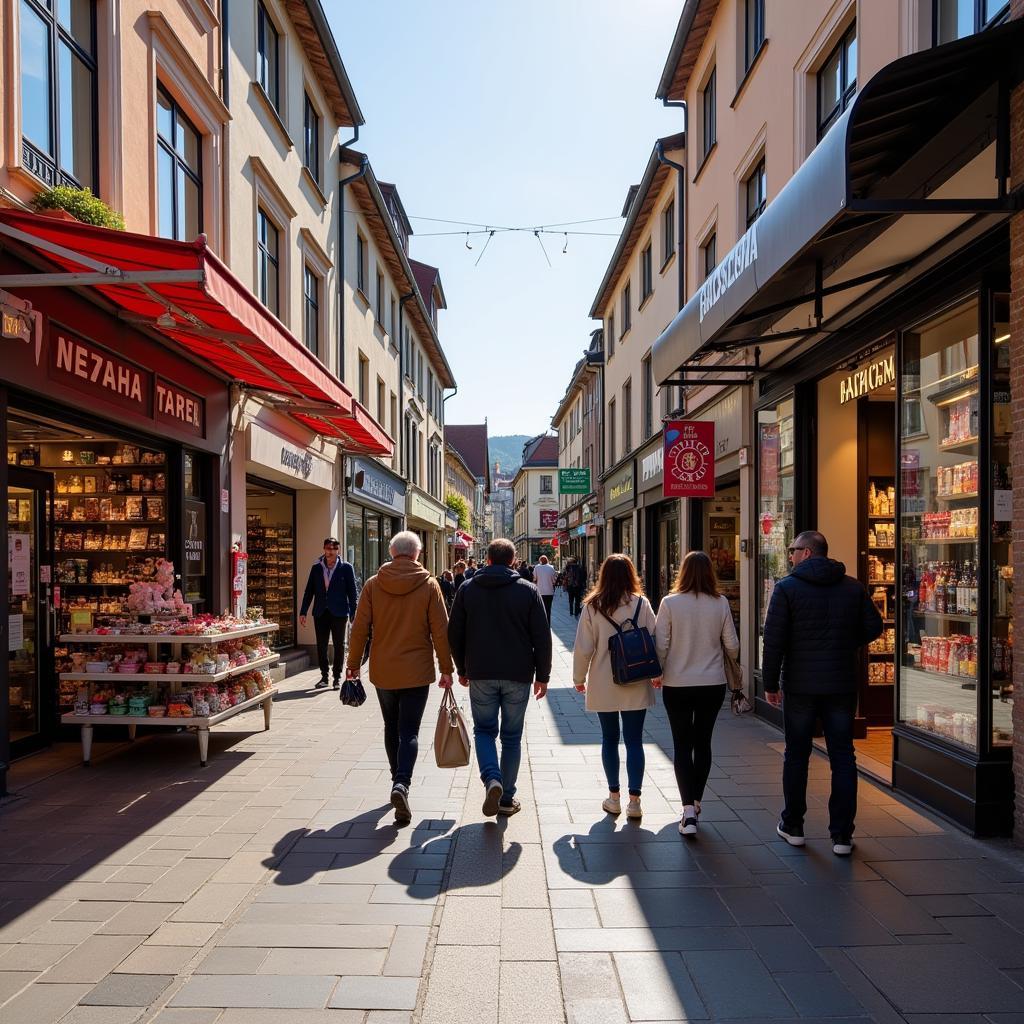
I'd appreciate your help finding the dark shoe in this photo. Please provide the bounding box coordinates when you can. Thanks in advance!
[332,678,340,690]
[482,779,503,817]
[776,821,806,847]
[832,834,854,856]
[391,784,411,823]
[497,798,521,817]
[314,678,329,689]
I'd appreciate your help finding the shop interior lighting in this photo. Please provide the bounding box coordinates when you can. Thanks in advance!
[994,333,1010,344]
[934,387,979,408]
[904,363,980,397]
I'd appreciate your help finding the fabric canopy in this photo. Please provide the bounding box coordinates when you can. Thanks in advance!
[0,210,392,456]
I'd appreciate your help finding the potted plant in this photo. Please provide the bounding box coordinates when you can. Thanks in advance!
[33,186,126,230]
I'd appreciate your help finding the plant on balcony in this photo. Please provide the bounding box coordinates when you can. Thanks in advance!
[445,492,471,532]
[33,186,126,230]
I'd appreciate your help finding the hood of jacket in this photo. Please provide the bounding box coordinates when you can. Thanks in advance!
[791,556,847,586]
[469,565,523,589]
[375,557,432,596]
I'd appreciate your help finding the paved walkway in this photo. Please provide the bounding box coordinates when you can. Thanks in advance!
[1,594,1023,1024]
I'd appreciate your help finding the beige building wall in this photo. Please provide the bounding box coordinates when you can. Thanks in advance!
[512,465,557,559]
[554,390,585,517]
[599,164,682,471]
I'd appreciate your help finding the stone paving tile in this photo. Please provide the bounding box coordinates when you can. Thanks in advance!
[0,941,73,971]
[97,903,178,936]
[498,960,563,1024]
[261,947,387,975]
[0,969,38,1004]
[420,945,500,1024]
[0,984,89,1024]
[329,975,419,1010]
[60,1007,146,1024]
[682,949,794,1019]
[81,972,174,1006]
[146,922,220,946]
[744,925,828,972]
[171,973,337,1009]
[150,1007,223,1023]
[775,970,865,1016]
[501,908,556,960]
[115,942,199,974]
[44,934,143,983]
[613,950,708,1021]
[217,923,394,948]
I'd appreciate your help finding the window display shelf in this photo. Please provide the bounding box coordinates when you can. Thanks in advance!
[927,381,978,407]
[867,579,896,586]
[938,436,979,454]
[59,653,280,684]
[53,520,166,526]
[913,611,978,624]
[869,545,895,551]
[937,492,979,502]
[915,536,978,545]
[59,623,280,644]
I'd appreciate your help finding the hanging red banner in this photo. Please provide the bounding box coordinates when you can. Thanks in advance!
[664,420,715,498]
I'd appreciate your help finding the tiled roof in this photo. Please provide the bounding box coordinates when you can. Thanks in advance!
[446,424,490,490]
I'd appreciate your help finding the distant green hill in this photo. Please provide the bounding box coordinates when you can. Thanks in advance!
[489,435,531,477]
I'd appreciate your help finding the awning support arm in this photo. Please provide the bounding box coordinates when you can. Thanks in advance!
[0,270,205,288]
[0,221,124,275]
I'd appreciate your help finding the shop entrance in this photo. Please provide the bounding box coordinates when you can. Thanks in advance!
[689,482,741,629]
[245,478,297,650]
[817,346,896,779]
[7,468,54,759]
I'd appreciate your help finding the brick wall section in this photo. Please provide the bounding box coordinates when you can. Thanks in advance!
[1011,0,1024,846]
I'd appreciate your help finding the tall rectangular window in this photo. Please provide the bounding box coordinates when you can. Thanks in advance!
[621,282,631,336]
[935,0,1008,43]
[156,86,202,241]
[302,264,319,353]
[356,233,367,294]
[623,379,633,454]
[303,92,320,185]
[377,377,386,424]
[661,200,675,267]
[817,22,857,141]
[540,475,553,495]
[390,393,397,439]
[745,158,767,227]
[389,295,396,336]
[642,355,654,441]
[745,0,765,71]
[607,314,615,360]
[702,231,717,280]
[358,352,369,406]
[640,243,653,302]
[608,399,617,465]
[256,2,280,110]
[20,0,97,190]
[256,207,279,315]
[376,269,385,323]
[701,67,716,158]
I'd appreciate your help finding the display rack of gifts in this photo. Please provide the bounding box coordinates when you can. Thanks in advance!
[57,573,280,767]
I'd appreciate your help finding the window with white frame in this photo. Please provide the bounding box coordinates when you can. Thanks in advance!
[540,475,553,495]
[640,243,653,303]
[621,282,631,336]
[701,230,717,280]
[745,0,765,71]
[642,355,654,442]
[302,263,319,353]
[661,200,675,267]
[817,22,857,141]
[303,92,320,185]
[256,207,280,315]
[156,86,202,241]
[935,0,1008,43]
[701,66,717,159]
[376,269,385,323]
[745,157,766,227]
[356,233,367,295]
[256,2,280,110]
[623,379,633,454]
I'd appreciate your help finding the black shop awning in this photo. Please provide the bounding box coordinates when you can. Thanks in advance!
[653,18,1024,385]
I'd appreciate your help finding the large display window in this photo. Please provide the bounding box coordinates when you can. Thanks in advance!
[245,478,296,649]
[756,396,795,669]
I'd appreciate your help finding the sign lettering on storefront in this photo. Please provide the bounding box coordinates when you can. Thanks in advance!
[641,446,664,484]
[664,420,715,499]
[839,354,895,404]
[558,468,591,494]
[52,332,146,407]
[280,447,315,479]
[698,224,758,323]
[610,478,632,503]
[157,379,204,437]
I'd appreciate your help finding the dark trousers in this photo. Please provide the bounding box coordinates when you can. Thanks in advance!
[662,684,726,804]
[567,587,584,616]
[781,691,858,839]
[376,685,431,787]
[541,594,553,623]
[597,709,647,796]
[313,612,347,681]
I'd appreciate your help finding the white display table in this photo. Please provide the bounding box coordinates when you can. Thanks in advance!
[58,623,279,767]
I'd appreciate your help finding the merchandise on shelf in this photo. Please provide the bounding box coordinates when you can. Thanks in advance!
[920,509,978,539]
[246,518,295,648]
[940,393,979,446]
[936,460,979,498]
[867,482,896,517]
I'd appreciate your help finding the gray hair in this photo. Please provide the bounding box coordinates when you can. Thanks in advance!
[389,530,423,559]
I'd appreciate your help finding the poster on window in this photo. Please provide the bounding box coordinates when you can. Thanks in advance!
[9,533,30,596]
[664,421,715,498]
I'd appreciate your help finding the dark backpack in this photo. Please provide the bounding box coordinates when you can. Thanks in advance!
[599,598,662,685]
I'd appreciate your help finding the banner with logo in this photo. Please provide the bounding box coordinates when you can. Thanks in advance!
[663,421,715,498]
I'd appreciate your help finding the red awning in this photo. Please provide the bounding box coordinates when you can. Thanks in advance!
[0,210,392,456]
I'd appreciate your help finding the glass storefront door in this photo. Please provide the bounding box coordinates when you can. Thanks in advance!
[8,469,53,756]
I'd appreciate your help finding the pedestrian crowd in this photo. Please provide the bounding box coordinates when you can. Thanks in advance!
[301,526,880,854]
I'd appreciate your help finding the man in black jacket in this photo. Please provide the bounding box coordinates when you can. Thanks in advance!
[447,537,552,818]
[762,530,882,856]
[299,537,359,689]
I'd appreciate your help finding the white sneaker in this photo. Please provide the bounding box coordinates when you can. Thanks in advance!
[832,835,854,856]
[679,815,698,836]
[602,795,621,815]
[626,798,642,820]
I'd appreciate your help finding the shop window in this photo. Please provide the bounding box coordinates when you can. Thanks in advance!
[899,299,981,751]
[701,66,716,160]
[756,396,795,672]
[302,264,319,354]
[156,86,202,241]
[20,0,96,191]
[345,506,365,592]
[934,0,1008,43]
[745,157,767,227]
[640,243,653,303]
[745,0,765,71]
[701,231,717,280]
[246,479,295,648]
[621,281,631,337]
[817,22,857,142]
[303,92,320,186]
[991,294,1011,747]
[256,1,280,111]
[661,200,675,268]
[183,451,209,613]
[256,207,279,315]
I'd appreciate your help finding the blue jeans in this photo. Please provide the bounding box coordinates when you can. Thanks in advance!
[469,679,530,801]
[781,691,858,839]
[597,710,647,796]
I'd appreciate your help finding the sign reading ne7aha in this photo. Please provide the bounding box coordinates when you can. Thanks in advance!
[664,420,715,498]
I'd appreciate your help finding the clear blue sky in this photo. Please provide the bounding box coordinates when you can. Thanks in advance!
[327,0,684,436]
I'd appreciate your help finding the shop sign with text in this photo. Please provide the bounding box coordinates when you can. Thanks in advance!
[664,421,715,498]
[558,468,591,494]
[839,354,894,404]
[539,510,559,530]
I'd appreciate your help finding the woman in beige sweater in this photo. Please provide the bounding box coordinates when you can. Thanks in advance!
[572,555,658,819]
[655,551,739,837]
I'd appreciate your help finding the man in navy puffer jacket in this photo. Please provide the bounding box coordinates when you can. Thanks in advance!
[762,530,882,856]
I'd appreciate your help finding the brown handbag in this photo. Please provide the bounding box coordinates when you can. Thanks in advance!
[723,644,744,692]
[434,688,471,769]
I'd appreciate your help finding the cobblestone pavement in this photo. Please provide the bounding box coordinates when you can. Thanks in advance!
[1,594,1023,1023]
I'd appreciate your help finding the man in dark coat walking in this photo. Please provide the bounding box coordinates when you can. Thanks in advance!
[300,537,358,689]
[761,530,882,856]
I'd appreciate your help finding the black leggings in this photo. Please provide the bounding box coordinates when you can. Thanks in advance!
[662,684,727,805]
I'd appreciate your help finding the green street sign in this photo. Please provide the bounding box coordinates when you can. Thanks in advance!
[559,468,591,495]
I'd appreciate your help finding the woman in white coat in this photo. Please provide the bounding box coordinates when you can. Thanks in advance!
[572,554,658,819]
[655,550,739,836]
